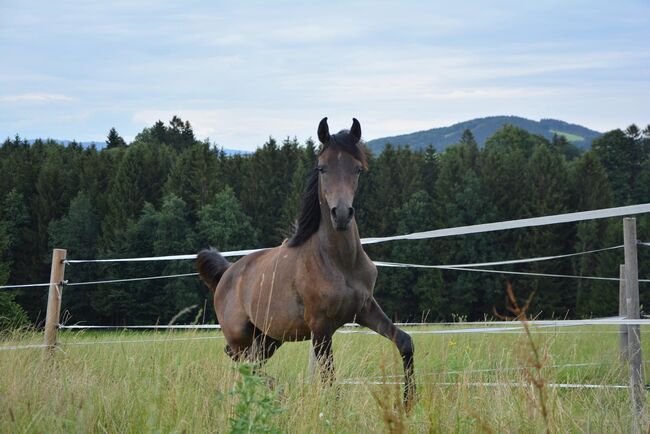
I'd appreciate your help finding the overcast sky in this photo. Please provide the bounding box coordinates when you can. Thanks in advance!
[1,1,648,150]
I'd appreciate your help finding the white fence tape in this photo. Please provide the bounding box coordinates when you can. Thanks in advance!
[339,379,628,389]
[62,203,650,264]
[435,266,650,282]
[64,272,199,287]
[0,335,225,351]
[3,204,647,289]
[362,361,615,381]
[58,317,650,335]
[427,244,623,268]
[373,263,631,282]
[2,317,644,352]
[64,250,258,264]
[361,203,650,244]
[0,282,51,289]
[0,343,50,351]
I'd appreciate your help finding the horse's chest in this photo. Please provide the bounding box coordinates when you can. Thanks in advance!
[318,280,369,319]
[298,253,376,321]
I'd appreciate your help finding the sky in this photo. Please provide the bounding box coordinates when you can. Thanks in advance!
[0,0,648,151]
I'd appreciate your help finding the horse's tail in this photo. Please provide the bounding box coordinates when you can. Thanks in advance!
[196,248,231,290]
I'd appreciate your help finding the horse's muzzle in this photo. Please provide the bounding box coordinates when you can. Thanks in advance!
[331,206,354,230]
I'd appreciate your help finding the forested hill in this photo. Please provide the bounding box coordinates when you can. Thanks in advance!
[366,116,602,153]
[0,118,649,328]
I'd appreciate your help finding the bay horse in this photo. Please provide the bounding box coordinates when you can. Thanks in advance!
[197,118,415,408]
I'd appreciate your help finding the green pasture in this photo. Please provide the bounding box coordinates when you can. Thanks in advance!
[1,325,647,433]
[549,129,585,143]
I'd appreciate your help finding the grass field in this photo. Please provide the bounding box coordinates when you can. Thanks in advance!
[1,324,647,433]
[549,130,585,143]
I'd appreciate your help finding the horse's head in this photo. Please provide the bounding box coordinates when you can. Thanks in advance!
[316,117,368,231]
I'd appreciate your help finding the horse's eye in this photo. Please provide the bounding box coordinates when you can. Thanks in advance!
[316,166,325,173]
[356,167,364,174]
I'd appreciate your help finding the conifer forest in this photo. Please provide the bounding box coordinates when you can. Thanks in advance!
[1,117,649,326]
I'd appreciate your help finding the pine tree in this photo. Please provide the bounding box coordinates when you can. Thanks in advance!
[419,145,438,198]
[106,127,127,149]
[0,190,30,327]
[592,129,644,205]
[380,190,445,320]
[164,141,220,217]
[569,152,617,316]
[625,124,641,140]
[101,140,173,249]
[166,116,196,152]
[551,134,581,160]
[481,125,546,218]
[515,144,572,315]
[239,138,291,246]
[47,192,100,322]
[460,129,477,147]
[434,142,500,318]
[197,187,258,251]
[153,195,202,322]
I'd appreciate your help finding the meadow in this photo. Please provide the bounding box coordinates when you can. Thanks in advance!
[0,324,646,433]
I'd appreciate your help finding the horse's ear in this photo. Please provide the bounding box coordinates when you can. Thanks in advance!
[318,117,330,145]
[350,118,361,143]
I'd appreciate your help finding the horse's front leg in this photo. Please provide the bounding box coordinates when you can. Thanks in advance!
[356,297,416,410]
[310,323,335,386]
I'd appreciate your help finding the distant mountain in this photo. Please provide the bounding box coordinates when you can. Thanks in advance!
[365,116,602,153]
[218,148,252,156]
[26,139,250,156]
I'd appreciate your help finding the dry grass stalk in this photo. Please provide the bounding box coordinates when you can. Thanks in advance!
[370,359,407,434]
[495,281,551,434]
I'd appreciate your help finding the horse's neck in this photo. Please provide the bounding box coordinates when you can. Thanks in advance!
[316,215,362,269]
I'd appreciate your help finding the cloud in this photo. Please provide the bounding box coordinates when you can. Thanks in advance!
[132,108,319,150]
[423,87,554,101]
[1,1,648,146]
[0,93,75,103]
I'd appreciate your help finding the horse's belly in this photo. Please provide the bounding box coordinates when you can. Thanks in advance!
[266,320,311,342]
[247,290,310,341]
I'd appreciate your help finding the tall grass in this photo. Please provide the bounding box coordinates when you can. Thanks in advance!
[0,325,644,433]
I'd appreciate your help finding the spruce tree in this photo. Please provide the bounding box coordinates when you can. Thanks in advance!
[434,142,500,319]
[106,127,127,149]
[164,141,219,217]
[101,140,173,249]
[197,187,258,251]
[47,192,100,322]
[382,190,445,320]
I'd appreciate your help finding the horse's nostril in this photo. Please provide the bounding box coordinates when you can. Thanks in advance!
[348,207,354,218]
[331,207,337,218]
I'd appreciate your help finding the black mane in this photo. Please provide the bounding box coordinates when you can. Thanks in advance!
[287,130,367,248]
[287,168,320,247]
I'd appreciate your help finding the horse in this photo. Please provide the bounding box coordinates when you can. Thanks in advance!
[197,117,415,408]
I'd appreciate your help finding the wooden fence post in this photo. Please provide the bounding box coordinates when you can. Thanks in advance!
[620,264,628,361]
[624,218,643,429]
[44,248,66,353]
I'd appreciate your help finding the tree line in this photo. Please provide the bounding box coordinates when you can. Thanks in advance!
[1,117,649,327]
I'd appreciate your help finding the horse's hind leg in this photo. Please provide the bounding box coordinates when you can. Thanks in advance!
[223,323,282,368]
[356,297,416,410]
[222,322,255,362]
